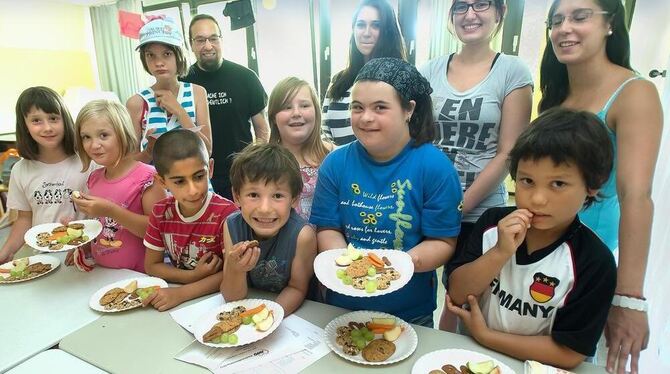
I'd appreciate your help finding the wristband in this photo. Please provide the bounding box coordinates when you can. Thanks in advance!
[611,294,648,312]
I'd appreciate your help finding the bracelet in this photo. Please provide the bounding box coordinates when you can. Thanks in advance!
[615,292,646,300]
[611,294,648,312]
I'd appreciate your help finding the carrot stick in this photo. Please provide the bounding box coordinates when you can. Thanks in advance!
[239,303,266,317]
[366,322,396,331]
[370,328,389,334]
[367,253,385,267]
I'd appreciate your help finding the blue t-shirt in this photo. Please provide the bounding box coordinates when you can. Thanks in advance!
[310,141,462,320]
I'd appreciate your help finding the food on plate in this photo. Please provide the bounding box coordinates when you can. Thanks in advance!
[123,280,138,293]
[203,304,275,344]
[382,325,402,342]
[334,317,403,362]
[98,280,160,311]
[362,339,396,362]
[428,360,502,374]
[333,248,401,294]
[135,286,160,300]
[35,222,90,249]
[0,257,53,282]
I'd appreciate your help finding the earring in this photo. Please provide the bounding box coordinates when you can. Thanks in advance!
[607,29,613,36]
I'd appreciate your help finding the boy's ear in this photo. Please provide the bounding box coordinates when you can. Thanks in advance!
[587,188,599,198]
[208,158,214,179]
[232,190,241,206]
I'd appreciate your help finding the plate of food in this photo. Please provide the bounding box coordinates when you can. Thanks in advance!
[313,245,414,297]
[24,219,102,253]
[0,255,59,284]
[324,310,417,365]
[193,299,284,348]
[411,349,516,374]
[89,277,168,312]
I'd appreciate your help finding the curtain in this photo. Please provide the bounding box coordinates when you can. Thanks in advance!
[90,0,149,103]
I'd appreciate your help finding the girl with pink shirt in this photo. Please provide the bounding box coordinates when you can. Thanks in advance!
[67,100,166,272]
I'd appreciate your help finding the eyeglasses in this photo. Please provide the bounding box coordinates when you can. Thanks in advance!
[546,8,609,29]
[451,1,492,15]
[191,36,221,47]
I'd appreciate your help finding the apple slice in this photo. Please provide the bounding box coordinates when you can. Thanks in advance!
[255,311,274,332]
[383,325,402,342]
[251,307,270,324]
[372,317,396,325]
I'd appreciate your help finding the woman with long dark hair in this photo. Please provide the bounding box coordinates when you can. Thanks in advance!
[539,1,662,372]
[321,0,406,146]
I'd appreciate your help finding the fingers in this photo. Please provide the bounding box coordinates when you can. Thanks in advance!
[629,344,642,374]
[606,336,621,373]
[616,340,633,374]
[142,291,158,307]
[65,250,74,266]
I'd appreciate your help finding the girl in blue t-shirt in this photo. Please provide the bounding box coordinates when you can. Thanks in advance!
[310,58,463,326]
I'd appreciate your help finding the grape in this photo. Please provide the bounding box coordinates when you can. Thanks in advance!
[364,331,374,341]
[365,280,377,293]
[343,276,353,285]
[220,333,230,343]
[242,316,253,325]
[359,327,369,334]
[211,335,221,344]
[350,329,361,338]
[355,338,366,349]
[367,267,376,276]
[228,334,239,344]
[336,269,346,279]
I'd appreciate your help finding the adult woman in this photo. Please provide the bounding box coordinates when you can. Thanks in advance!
[419,0,533,332]
[321,0,406,146]
[539,1,662,373]
[311,58,462,327]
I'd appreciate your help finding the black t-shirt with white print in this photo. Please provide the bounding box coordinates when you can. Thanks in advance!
[448,206,617,356]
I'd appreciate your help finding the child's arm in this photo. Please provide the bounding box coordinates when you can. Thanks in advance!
[449,209,533,305]
[447,295,585,369]
[126,94,153,163]
[220,221,261,301]
[0,210,32,263]
[316,228,347,253]
[143,271,224,312]
[144,248,222,284]
[276,225,317,315]
[407,237,456,272]
[153,87,212,153]
[192,84,213,154]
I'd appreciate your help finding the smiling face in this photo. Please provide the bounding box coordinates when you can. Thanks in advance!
[451,0,502,44]
[25,106,65,153]
[514,157,595,234]
[274,85,317,149]
[549,0,611,65]
[354,6,381,60]
[143,43,178,79]
[351,81,414,162]
[158,156,213,217]
[79,117,121,168]
[190,19,223,71]
[233,178,295,240]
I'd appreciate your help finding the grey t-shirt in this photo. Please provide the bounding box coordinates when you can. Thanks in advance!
[419,53,533,222]
[226,209,307,293]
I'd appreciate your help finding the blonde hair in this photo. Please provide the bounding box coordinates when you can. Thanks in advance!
[75,99,138,171]
[268,77,331,167]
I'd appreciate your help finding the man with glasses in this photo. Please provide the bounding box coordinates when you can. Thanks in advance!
[183,14,268,200]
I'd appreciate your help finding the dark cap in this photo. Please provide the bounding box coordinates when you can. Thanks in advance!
[354,57,432,101]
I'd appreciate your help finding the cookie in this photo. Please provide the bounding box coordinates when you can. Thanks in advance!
[336,334,353,346]
[52,225,68,233]
[376,277,391,290]
[336,326,352,337]
[345,258,371,278]
[441,365,460,374]
[36,232,50,240]
[342,341,361,356]
[48,243,64,251]
[100,287,125,305]
[36,239,51,247]
[352,277,367,289]
[383,268,401,280]
[68,223,85,230]
[361,339,396,362]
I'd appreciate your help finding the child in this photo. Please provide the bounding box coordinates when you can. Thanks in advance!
[126,17,212,164]
[267,77,333,221]
[310,57,463,326]
[70,100,166,272]
[143,130,238,311]
[221,143,317,315]
[446,108,617,369]
[0,87,93,263]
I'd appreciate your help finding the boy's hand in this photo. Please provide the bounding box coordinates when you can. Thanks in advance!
[142,287,184,311]
[496,209,533,256]
[193,252,223,280]
[65,243,92,266]
[72,192,114,218]
[225,241,260,273]
[446,294,490,344]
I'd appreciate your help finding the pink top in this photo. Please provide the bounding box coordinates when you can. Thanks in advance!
[296,165,318,221]
[88,162,156,272]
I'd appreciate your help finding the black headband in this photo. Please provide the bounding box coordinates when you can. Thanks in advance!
[354,57,433,102]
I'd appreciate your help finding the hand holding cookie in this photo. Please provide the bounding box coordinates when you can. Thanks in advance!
[193,252,223,280]
[71,192,114,218]
[495,209,533,256]
[225,240,261,273]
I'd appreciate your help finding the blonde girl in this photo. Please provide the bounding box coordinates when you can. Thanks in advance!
[268,77,333,221]
[70,100,166,272]
[0,87,93,263]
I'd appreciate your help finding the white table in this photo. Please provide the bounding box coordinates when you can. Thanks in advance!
[0,247,144,372]
[6,349,108,374]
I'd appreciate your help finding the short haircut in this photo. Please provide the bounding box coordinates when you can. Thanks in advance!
[153,129,209,176]
[508,107,614,208]
[15,86,77,160]
[75,100,138,171]
[188,14,221,42]
[229,142,303,199]
[139,42,189,77]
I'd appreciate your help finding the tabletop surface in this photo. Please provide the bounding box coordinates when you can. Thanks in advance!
[58,289,607,374]
[0,247,143,372]
[6,349,108,374]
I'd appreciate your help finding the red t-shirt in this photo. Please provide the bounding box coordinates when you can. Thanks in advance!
[144,192,238,269]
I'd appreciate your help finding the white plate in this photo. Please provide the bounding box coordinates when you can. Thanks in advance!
[411,348,517,374]
[193,299,284,348]
[314,249,414,297]
[324,310,417,365]
[89,276,168,312]
[24,219,103,253]
[0,255,60,284]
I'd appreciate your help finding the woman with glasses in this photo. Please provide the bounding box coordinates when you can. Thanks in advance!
[321,0,406,146]
[539,1,662,373]
[419,0,532,333]
[126,17,213,165]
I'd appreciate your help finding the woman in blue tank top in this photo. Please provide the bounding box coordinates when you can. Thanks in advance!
[538,1,662,373]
